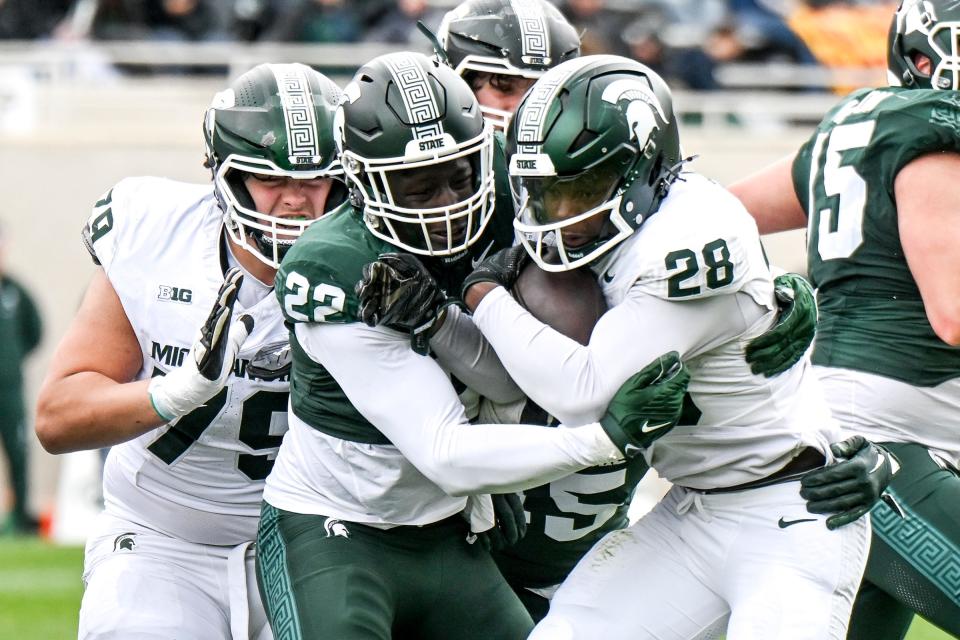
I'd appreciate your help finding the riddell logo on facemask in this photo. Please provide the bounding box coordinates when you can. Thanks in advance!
[157,285,192,304]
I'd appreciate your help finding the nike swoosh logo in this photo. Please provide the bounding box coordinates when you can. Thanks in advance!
[623,443,643,457]
[640,420,672,433]
[471,240,495,269]
[602,270,615,283]
[778,517,817,529]
[869,455,885,474]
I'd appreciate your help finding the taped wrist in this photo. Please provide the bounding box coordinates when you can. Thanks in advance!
[147,365,220,422]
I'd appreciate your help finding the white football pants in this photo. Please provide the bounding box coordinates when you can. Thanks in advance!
[78,512,272,640]
[531,481,870,640]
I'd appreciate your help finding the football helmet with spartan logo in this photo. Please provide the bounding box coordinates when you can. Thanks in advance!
[334,52,495,257]
[437,0,580,130]
[888,0,960,90]
[204,63,344,268]
[507,55,682,272]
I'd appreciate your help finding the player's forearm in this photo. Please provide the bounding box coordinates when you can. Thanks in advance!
[429,305,524,403]
[35,373,164,454]
[728,154,807,235]
[304,321,622,496]
[415,421,622,496]
[471,286,611,425]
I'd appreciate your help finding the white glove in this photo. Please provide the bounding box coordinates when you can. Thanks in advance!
[149,268,253,421]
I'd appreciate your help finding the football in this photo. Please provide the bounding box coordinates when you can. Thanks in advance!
[512,261,608,345]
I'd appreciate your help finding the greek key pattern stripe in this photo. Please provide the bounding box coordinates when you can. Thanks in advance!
[384,54,443,140]
[511,0,548,59]
[515,57,593,150]
[258,503,304,640]
[872,488,960,604]
[272,64,320,160]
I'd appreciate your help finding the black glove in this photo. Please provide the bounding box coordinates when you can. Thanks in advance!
[356,253,449,349]
[800,436,898,530]
[148,268,253,421]
[461,245,528,300]
[745,273,816,378]
[599,352,691,458]
[476,493,527,552]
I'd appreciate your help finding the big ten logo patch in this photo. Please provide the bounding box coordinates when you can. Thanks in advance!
[158,285,193,304]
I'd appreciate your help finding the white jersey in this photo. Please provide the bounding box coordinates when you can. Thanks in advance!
[87,177,290,546]
[473,172,839,489]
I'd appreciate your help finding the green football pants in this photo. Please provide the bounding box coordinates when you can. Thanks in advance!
[256,502,534,640]
[847,442,960,640]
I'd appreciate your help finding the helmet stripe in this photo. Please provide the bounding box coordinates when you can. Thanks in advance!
[384,54,444,140]
[516,56,608,151]
[511,0,549,63]
[271,64,321,164]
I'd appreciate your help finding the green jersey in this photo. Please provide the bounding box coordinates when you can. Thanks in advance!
[276,162,516,445]
[484,401,647,589]
[792,87,960,386]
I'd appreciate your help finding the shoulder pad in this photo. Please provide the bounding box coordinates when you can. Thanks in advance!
[607,174,772,305]
[276,206,385,325]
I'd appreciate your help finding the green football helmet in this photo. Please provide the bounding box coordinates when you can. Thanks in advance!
[334,52,495,257]
[437,0,580,130]
[888,0,960,90]
[507,55,682,272]
[204,63,344,269]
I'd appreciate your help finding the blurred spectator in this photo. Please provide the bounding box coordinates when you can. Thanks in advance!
[90,0,226,42]
[363,0,445,45]
[143,0,226,42]
[260,0,362,43]
[624,1,815,91]
[622,7,720,90]
[0,0,73,39]
[89,0,150,40]
[0,225,42,536]
[230,0,299,42]
[729,0,817,65]
[558,0,630,56]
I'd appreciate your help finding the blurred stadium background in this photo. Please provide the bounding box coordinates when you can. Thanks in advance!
[0,0,954,637]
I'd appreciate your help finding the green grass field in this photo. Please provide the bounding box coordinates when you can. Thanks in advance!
[0,537,955,639]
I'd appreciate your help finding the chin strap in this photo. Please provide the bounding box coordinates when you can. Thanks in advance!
[661,155,696,189]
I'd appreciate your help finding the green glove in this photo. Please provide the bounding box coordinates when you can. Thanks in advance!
[600,352,691,458]
[745,273,817,378]
[799,436,898,530]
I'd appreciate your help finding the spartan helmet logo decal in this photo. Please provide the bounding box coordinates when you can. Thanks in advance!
[324,518,350,538]
[113,533,137,552]
[600,78,668,159]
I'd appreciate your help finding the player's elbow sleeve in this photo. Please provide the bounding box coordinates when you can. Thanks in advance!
[417,450,477,496]
[480,379,526,405]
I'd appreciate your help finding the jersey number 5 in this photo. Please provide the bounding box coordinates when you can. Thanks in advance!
[147,382,287,481]
[807,120,875,260]
[544,468,627,542]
